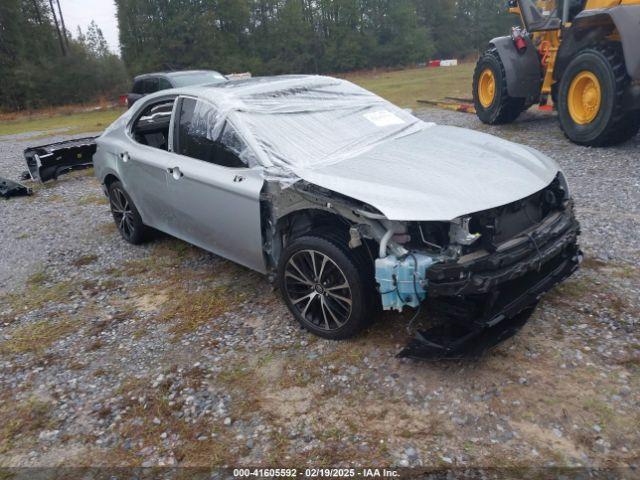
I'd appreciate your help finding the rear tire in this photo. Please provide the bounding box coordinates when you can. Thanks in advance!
[557,45,635,146]
[473,49,527,125]
[107,181,150,245]
[277,233,375,340]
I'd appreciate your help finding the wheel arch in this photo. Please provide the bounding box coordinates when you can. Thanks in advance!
[103,173,120,189]
[488,35,542,102]
[267,207,375,275]
[556,6,640,82]
[275,207,353,247]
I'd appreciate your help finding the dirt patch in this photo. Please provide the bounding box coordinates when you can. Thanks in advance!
[511,420,585,460]
[135,291,169,313]
[261,386,314,418]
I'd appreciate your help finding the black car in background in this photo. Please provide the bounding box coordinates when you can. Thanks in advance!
[125,70,227,108]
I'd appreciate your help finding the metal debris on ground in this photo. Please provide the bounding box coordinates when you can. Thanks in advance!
[417,98,476,114]
[0,177,32,198]
[24,136,97,183]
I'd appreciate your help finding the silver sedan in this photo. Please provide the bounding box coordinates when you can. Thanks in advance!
[94,75,581,358]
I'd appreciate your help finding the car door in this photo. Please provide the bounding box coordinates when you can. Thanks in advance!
[164,95,266,273]
[119,97,176,232]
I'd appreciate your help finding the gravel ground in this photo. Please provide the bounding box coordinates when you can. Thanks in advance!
[0,109,638,469]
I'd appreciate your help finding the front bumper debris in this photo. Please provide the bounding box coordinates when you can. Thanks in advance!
[24,137,97,183]
[0,177,33,199]
[426,205,580,297]
[399,205,581,360]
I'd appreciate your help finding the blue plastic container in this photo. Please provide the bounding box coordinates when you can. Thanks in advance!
[375,254,436,311]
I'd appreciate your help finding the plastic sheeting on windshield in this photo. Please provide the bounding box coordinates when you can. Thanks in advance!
[187,75,433,181]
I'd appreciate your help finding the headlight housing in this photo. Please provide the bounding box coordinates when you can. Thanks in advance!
[557,171,571,199]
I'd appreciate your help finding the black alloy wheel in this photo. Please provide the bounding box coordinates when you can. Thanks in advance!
[108,181,149,245]
[278,234,375,340]
[284,249,353,331]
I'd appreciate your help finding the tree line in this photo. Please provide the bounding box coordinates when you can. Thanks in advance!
[0,0,514,110]
[117,0,514,76]
[0,0,128,110]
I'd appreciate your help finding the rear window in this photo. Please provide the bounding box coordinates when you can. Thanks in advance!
[144,78,159,94]
[131,99,175,151]
[158,78,172,90]
[170,72,226,87]
[132,80,145,94]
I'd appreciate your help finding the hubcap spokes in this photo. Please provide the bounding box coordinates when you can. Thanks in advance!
[110,188,134,239]
[284,250,352,331]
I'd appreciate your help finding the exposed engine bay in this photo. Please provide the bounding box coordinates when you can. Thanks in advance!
[263,172,581,359]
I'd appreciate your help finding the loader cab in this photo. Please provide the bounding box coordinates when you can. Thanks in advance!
[510,0,562,31]
[510,0,589,31]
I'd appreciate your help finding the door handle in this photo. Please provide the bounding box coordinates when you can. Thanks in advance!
[233,175,245,183]
[120,152,130,163]
[167,166,184,180]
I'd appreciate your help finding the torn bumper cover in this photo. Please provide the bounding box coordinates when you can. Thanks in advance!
[0,177,33,198]
[24,137,97,183]
[399,205,581,359]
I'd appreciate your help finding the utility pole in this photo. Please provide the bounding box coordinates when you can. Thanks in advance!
[48,0,67,55]
[55,0,70,50]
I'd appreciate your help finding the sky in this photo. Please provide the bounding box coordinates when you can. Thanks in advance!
[58,0,120,54]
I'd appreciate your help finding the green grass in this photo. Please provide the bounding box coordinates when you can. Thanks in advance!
[0,318,81,355]
[343,63,475,108]
[0,107,124,137]
[0,63,474,139]
[0,66,473,137]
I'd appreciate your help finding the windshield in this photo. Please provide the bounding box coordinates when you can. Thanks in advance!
[171,72,226,87]
[227,78,428,171]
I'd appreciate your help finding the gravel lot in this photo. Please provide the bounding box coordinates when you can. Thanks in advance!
[0,109,638,469]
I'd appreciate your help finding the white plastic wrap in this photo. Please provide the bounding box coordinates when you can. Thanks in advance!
[176,75,559,222]
[185,75,431,179]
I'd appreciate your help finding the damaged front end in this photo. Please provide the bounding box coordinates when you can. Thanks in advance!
[371,174,582,359]
[262,172,580,360]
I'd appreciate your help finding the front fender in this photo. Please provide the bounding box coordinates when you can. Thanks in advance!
[489,36,542,103]
[558,5,640,80]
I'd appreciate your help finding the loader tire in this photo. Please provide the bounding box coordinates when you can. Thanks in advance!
[607,112,640,145]
[473,49,526,125]
[557,45,636,147]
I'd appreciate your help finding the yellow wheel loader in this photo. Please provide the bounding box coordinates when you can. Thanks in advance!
[473,0,640,146]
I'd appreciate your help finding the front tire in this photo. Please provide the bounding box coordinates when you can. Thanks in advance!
[473,49,526,125]
[277,233,375,340]
[557,45,637,146]
[107,181,150,245]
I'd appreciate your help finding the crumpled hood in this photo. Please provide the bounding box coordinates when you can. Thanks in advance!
[293,125,560,221]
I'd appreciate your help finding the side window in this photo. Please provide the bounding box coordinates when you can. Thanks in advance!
[158,78,172,90]
[174,98,250,169]
[132,80,144,94]
[144,78,159,94]
[131,99,175,151]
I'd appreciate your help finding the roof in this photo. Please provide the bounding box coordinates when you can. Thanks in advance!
[134,70,223,80]
[170,75,353,104]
